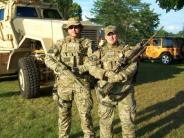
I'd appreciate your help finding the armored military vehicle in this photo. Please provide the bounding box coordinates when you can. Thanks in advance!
[0,0,100,98]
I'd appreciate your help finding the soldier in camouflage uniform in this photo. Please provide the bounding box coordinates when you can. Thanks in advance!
[88,25,137,138]
[45,17,95,138]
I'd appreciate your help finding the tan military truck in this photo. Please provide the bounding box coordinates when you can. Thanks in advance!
[0,0,101,98]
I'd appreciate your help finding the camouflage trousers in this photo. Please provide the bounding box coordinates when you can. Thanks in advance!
[57,81,95,138]
[96,87,136,138]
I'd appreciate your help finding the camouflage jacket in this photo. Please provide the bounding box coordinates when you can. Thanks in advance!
[88,43,138,94]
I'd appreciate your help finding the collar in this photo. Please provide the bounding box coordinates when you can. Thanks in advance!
[65,36,80,43]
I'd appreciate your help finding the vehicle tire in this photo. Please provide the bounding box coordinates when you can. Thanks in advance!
[18,56,40,98]
[160,53,172,65]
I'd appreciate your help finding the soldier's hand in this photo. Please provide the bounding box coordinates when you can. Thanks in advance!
[108,74,123,83]
[56,65,67,74]
[99,39,105,47]
[105,71,116,78]
[78,64,92,74]
[78,65,86,74]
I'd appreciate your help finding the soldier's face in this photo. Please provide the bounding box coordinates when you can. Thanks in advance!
[67,25,81,38]
[105,32,118,45]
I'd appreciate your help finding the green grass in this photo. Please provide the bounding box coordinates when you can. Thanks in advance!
[1,61,184,138]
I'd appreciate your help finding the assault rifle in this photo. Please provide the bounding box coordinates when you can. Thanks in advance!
[101,26,164,97]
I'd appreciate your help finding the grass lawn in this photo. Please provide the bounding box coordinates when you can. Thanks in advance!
[1,61,184,138]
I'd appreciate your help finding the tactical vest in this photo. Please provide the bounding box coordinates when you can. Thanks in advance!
[100,45,124,71]
[60,37,88,68]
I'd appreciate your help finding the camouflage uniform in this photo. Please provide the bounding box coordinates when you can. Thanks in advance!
[88,25,137,138]
[45,18,95,138]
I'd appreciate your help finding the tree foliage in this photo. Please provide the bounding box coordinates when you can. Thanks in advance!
[175,27,184,37]
[44,0,82,20]
[69,3,82,20]
[175,31,184,37]
[156,29,175,37]
[156,0,184,11]
[90,0,159,45]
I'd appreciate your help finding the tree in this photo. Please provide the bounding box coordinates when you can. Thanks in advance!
[44,0,82,20]
[90,0,159,45]
[156,29,175,37]
[156,0,184,11]
[69,3,82,20]
[175,25,184,37]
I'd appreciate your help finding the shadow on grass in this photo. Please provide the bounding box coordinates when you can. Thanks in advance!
[70,116,122,138]
[136,90,184,137]
[0,91,19,97]
[136,62,184,85]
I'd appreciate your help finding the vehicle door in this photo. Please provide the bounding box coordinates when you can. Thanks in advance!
[145,38,162,59]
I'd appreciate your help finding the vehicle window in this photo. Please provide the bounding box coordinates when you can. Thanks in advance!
[0,9,4,21]
[43,9,62,19]
[16,7,38,18]
[163,38,173,48]
[152,39,161,46]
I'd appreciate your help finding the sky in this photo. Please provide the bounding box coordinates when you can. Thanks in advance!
[73,0,184,34]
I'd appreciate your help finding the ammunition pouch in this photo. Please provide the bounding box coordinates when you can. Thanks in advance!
[101,101,116,108]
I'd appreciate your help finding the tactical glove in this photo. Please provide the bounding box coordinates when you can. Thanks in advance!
[108,74,124,83]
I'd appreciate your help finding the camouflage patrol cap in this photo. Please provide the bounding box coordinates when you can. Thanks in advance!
[63,17,83,29]
[104,25,117,36]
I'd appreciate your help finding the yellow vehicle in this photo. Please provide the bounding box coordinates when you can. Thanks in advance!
[142,37,184,64]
